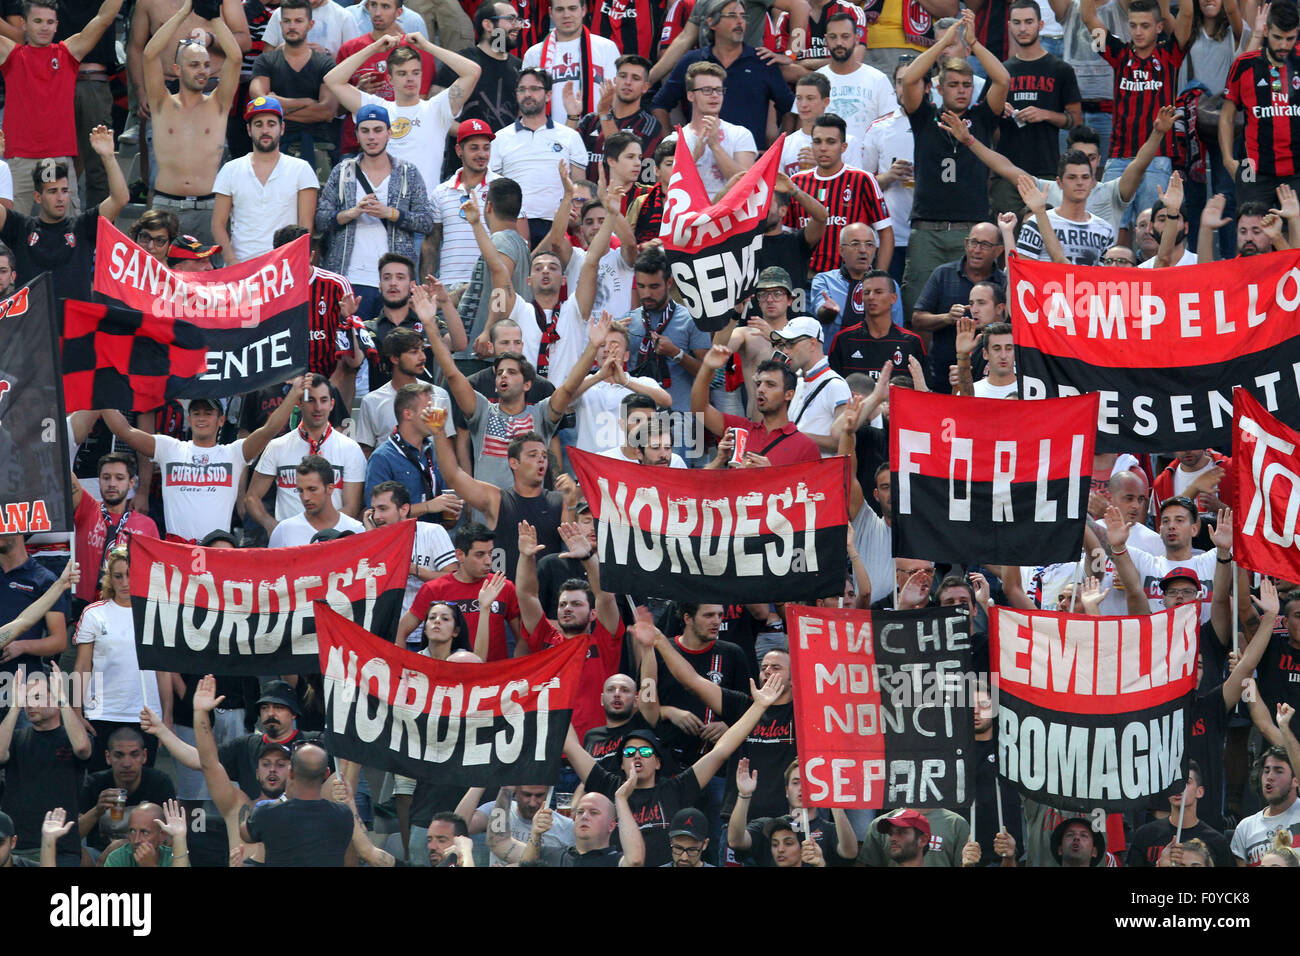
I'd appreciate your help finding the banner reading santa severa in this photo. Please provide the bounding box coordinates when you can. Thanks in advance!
[1011,253,1300,453]
[131,521,413,675]
[1233,388,1300,584]
[317,604,586,785]
[570,447,847,603]
[889,388,1097,565]
[93,218,310,398]
[659,128,783,332]
[991,603,1197,811]
[787,604,976,809]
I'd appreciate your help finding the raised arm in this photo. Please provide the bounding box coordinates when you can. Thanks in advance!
[431,422,500,523]
[614,773,645,866]
[727,757,758,852]
[190,675,244,815]
[51,662,91,759]
[963,10,1009,115]
[562,522,619,633]
[141,704,201,770]
[325,35,402,114]
[940,109,1028,185]
[1221,579,1279,710]
[100,408,158,458]
[689,674,784,785]
[514,521,547,634]
[1153,173,1184,268]
[404,33,481,114]
[654,631,723,712]
[211,8,245,113]
[1080,0,1105,34]
[690,344,731,437]
[142,0,195,112]
[902,18,962,113]
[65,0,126,62]
[1018,175,1068,263]
[1101,506,1150,615]
[0,560,76,645]
[90,125,129,222]
[1120,106,1176,205]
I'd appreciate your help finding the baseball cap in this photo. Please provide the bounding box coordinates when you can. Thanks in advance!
[1159,567,1200,591]
[168,234,221,261]
[668,807,708,840]
[198,529,238,547]
[457,118,495,144]
[244,95,284,120]
[1050,816,1107,866]
[755,266,793,293]
[622,728,663,759]
[874,808,933,840]
[256,680,300,715]
[574,499,592,516]
[356,103,391,128]
[0,810,13,840]
[770,315,824,343]
[258,741,292,760]
[183,396,228,415]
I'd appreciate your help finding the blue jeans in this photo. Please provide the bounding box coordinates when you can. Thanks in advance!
[1041,35,1064,59]
[1103,154,1171,231]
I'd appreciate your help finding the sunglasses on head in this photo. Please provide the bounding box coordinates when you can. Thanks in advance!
[623,745,656,758]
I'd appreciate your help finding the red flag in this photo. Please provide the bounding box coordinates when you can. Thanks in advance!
[1232,388,1300,581]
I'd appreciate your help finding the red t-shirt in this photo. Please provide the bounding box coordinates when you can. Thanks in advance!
[719,412,821,467]
[525,615,625,741]
[408,574,520,662]
[335,36,437,153]
[2,42,80,158]
[72,492,160,603]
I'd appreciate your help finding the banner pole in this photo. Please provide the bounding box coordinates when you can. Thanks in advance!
[800,807,810,841]
[1231,562,1239,656]
[995,781,1004,833]
[1175,782,1187,848]
[969,799,975,840]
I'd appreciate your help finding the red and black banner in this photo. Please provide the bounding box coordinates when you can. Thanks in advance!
[787,604,976,809]
[130,521,415,676]
[317,603,587,785]
[0,275,73,532]
[93,219,310,399]
[991,603,1198,811]
[659,128,782,332]
[1011,252,1300,452]
[1233,388,1300,583]
[888,388,1098,565]
[570,447,849,603]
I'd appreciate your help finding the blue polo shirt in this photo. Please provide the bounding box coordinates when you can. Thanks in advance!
[0,556,68,676]
[364,432,443,512]
[652,44,794,149]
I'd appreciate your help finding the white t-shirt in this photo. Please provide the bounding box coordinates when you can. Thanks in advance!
[781,129,864,178]
[261,0,361,56]
[1016,208,1116,266]
[213,153,320,263]
[405,522,458,613]
[1231,802,1300,865]
[348,172,390,288]
[682,121,757,200]
[476,798,576,863]
[790,362,851,457]
[972,378,1018,398]
[75,601,162,722]
[1127,547,1219,619]
[817,63,895,144]
[430,169,496,285]
[851,500,893,605]
[489,119,588,219]
[589,248,636,322]
[1139,247,1198,268]
[152,435,249,542]
[597,445,688,468]
[521,32,621,127]
[509,291,546,370]
[255,427,367,519]
[1038,176,1131,231]
[355,89,457,202]
[574,377,662,453]
[860,108,914,248]
[354,380,456,450]
[0,160,13,204]
[1171,459,1217,498]
[268,511,365,548]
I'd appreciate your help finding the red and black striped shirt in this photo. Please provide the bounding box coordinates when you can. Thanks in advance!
[516,0,552,53]
[308,267,352,377]
[588,0,663,59]
[1225,49,1300,178]
[1101,35,1186,159]
[657,0,693,59]
[784,164,891,276]
[631,181,663,243]
[575,107,664,181]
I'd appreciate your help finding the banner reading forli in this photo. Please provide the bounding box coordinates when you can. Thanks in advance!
[569,447,848,603]
[1010,252,1300,452]
[786,604,976,809]
[317,603,587,785]
[1233,388,1300,584]
[130,521,414,676]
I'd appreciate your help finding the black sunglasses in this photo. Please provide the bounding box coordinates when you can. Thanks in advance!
[623,745,656,758]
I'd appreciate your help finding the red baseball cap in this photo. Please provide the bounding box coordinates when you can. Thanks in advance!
[457,119,495,144]
[875,808,932,839]
[1159,567,1200,591]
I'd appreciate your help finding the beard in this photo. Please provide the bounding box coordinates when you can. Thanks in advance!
[519,98,545,117]
[382,291,411,309]
[252,132,281,153]
[828,44,852,62]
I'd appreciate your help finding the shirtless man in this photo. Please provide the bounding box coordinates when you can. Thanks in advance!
[142,0,242,243]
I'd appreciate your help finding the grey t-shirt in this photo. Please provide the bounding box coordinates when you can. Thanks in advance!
[1061,0,1130,102]
[457,228,530,357]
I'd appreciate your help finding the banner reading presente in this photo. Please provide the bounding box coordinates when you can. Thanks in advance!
[889,388,1098,565]
[570,447,848,603]
[130,521,414,675]
[1010,252,1300,452]
[787,604,976,809]
[991,603,1197,811]
[317,603,587,784]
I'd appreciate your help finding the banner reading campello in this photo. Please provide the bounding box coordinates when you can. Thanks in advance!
[93,219,309,398]
[130,521,413,675]
[991,603,1197,811]
[570,447,848,603]
[1010,252,1300,453]
[1233,388,1300,583]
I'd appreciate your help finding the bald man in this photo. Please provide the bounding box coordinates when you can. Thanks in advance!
[101,800,190,867]
[240,744,354,867]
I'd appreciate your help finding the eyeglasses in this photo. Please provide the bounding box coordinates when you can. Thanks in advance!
[136,233,171,247]
[622,745,656,758]
[965,238,999,250]
[844,240,875,250]
[1164,586,1200,599]
[757,289,789,299]
[670,843,703,856]
[770,333,809,345]
[1101,256,1135,266]
[489,13,520,21]
[692,85,726,95]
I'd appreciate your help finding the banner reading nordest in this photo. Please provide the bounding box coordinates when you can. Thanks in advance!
[130,521,414,675]
[787,605,976,809]
[1010,253,1300,452]
[1233,388,1300,583]
[94,219,310,398]
[991,603,1198,811]
[317,604,587,785]
[570,447,848,603]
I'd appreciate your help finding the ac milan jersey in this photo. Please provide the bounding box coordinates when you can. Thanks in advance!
[800,1,869,62]
[785,165,891,275]
[589,0,663,59]
[1101,35,1185,158]
[516,0,552,52]
[575,108,664,181]
[657,0,693,59]
[1225,49,1300,178]
[632,181,664,243]
[308,267,352,377]
[828,321,925,380]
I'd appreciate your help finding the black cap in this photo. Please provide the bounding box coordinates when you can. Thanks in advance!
[198,529,238,548]
[668,807,708,840]
[258,741,292,760]
[256,680,300,715]
[622,728,663,759]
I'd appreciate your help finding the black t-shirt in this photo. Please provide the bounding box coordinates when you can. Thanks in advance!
[247,798,354,866]
[757,230,816,297]
[716,605,759,683]
[0,210,99,303]
[1126,817,1234,867]
[436,47,521,134]
[971,736,1024,865]
[536,553,587,619]
[219,730,328,800]
[999,53,1080,176]
[1256,636,1300,715]
[583,712,655,771]
[648,637,751,767]
[742,811,852,866]
[584,763,703,868]
[1,725,84,858]
[525,843,622,866]
[52,0,117,69]
[722,694,795,820]
[251,48,337,138]
[78,767,178,851]
[1188,686,1227,831]
[494,489,563,578]
[409,781,463,830]
[908,97,999,222]
[238,383,349,436]
[828,321,926,380]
